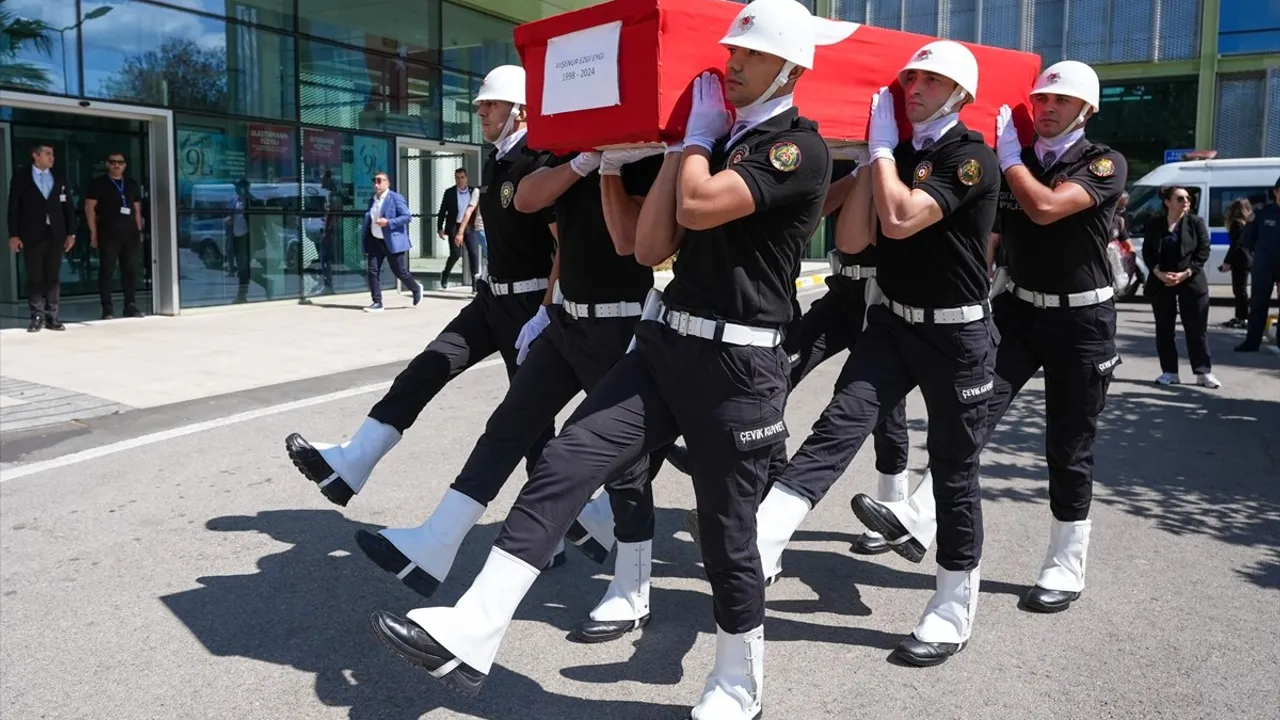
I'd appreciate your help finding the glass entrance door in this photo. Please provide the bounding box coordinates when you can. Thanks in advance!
[2,106,151,321]
[396,140,483,290]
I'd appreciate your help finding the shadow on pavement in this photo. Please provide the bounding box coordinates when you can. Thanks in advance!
[977,304,1280,591]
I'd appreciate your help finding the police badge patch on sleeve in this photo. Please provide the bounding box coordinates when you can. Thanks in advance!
[913,161,933,186]
[499,181,515,208]
[1051,173,1069,188]
[957,158,983,186]
[1088,157,1115,178]
[768,142,801,172]
[728,144,750,166]
[733,417,789,452]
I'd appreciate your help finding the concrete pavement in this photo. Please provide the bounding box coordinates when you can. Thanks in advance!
[0,288,1277,720]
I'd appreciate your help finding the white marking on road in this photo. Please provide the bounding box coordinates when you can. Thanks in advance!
[0,395,29,408]
[1,357,508,482]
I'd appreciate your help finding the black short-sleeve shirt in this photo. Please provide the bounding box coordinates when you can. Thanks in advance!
[664,108,831,327]
[549,152,661,303]
[478,135,558,281]
[999,140,1128,294]
[85,174,143,233]
[876,123,999,307]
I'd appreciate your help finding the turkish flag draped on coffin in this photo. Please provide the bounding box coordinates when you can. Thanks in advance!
[513,0,1042,153]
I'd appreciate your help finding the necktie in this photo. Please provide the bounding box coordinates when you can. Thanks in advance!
[38,171,50,198]
[1042,150,1057,168]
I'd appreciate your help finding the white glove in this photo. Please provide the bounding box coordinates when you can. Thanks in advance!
[569,151,602,177]
[995,105,1023,172]
[515,306,550,365]
[600,147,666,176]
[867,87,898,163]
[683,72,732,151]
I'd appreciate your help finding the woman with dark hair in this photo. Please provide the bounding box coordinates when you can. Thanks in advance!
[1220,197,1255,328]
[1143,185,1219,388]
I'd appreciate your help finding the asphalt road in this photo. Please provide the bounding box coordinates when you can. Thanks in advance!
[2,291,1277,720]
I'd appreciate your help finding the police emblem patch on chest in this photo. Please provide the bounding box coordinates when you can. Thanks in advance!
[728,144,750,166]
[957,158,983,186]
[913,160,933,186]
[1051,173,1069,189]
[768,142,801,172]
[499,181,514,208]
[1088,157,1115,178]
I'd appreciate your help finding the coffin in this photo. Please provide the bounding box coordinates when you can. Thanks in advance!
[513,0,1042,153]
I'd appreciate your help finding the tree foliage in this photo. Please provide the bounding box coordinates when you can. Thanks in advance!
[103,37,227,110]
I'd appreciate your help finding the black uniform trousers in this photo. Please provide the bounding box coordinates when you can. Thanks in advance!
[774,282,910,499]
[451,305,664,542]
[978,293,1119,522]
[1230,266,1251,321]
[99,229,140,311]
[1244,245,1280,347]
[493,320,789,634]
[369,280,555,475]
[775,303,997,571]
[365,234,417,305]
[23,230,64,319]
[442,231,482,286]
[1150,282,1212,375]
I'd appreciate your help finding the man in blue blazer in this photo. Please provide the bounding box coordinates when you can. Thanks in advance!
[362,172,422,311]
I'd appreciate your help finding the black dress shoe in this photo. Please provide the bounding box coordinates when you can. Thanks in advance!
[124,305,145,318]
[1022,586,1080,613]
[850,532,892,555]
[545,550,567,570]
[685,508,701,546]
[565,520,610,563]
[1234,342,1260,352]
[667,443,691,475]
[26,317,42,332]
[368,610,487,697]
[45,318,65,331]
[102,312,115,320]
[284,433,354,507]
[849,494,926,563]
[355,529,441,599]
[893,634,965,667]
[568,613,651,643]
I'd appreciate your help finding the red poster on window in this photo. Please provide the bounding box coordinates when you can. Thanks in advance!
[248,123,296,183]
[304,130,343,167]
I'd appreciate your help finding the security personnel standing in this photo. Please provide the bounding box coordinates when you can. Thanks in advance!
[352,146,669,645]
[7,142,75,332]
[366,2,849,716]
[854,60,1128,618]
[85,151,146,319]
[1236,176,1280,351]
[285,65,557,516]
[775,40,999,668]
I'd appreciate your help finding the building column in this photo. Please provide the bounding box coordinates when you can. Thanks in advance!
[1195,0,1221,149]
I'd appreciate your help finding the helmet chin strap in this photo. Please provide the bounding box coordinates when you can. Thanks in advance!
[924,86,969,123]
[1040,105,1090,140]
[744,61,797,109]
[492,103,522,145]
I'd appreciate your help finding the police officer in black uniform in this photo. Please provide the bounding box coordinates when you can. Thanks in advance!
[775,39,999,668]
[284,65,557,529]
[365,2,848,715]
[351,146,669,642]
[85,151,146,319]
[854,60,1127,617]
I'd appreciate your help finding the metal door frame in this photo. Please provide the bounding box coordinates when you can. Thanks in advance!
[0,90,179,315]
[394,138,484,287]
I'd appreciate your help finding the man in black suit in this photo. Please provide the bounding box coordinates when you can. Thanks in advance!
[436,167,480,289]
[7,142,76,332]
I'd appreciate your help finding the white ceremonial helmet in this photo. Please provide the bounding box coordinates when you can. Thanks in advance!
[1030,60,1101,137]
[473,64,526,107]
[897,40,979,122]
[719,0,858,107]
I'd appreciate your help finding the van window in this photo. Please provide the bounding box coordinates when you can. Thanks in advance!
[1208,186,1271,227]
[1125,184,1202,236]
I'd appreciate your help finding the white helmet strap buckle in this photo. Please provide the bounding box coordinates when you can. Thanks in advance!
[495,103,522,145]
[745,61,797,109]
[925,86,969,123]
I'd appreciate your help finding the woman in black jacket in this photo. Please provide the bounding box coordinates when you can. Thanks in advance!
[1143,185,1220,388]
[1220,197,1255,328]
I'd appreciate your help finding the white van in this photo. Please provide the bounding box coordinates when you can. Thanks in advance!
[1124,157,1280,291]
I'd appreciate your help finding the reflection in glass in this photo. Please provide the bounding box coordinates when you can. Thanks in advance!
[178,212,302,307]
[299,39,440,137]
[442,70,482,145]
[146,0,294,31]
[0,0,81,95]
[297,0,439,65]
[1093,79,1197,179]
[81,0,296,119]
[440,3,518,75]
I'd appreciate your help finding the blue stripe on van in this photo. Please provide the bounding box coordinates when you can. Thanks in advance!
[1211,230,1229,246]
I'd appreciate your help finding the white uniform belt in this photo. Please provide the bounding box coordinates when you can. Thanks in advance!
[1010,283,1114,308]
[562,298,644,320]
[839,265,876,280]
[655,302,782,347]
[489,277,549,296]
[884,297,989,325]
